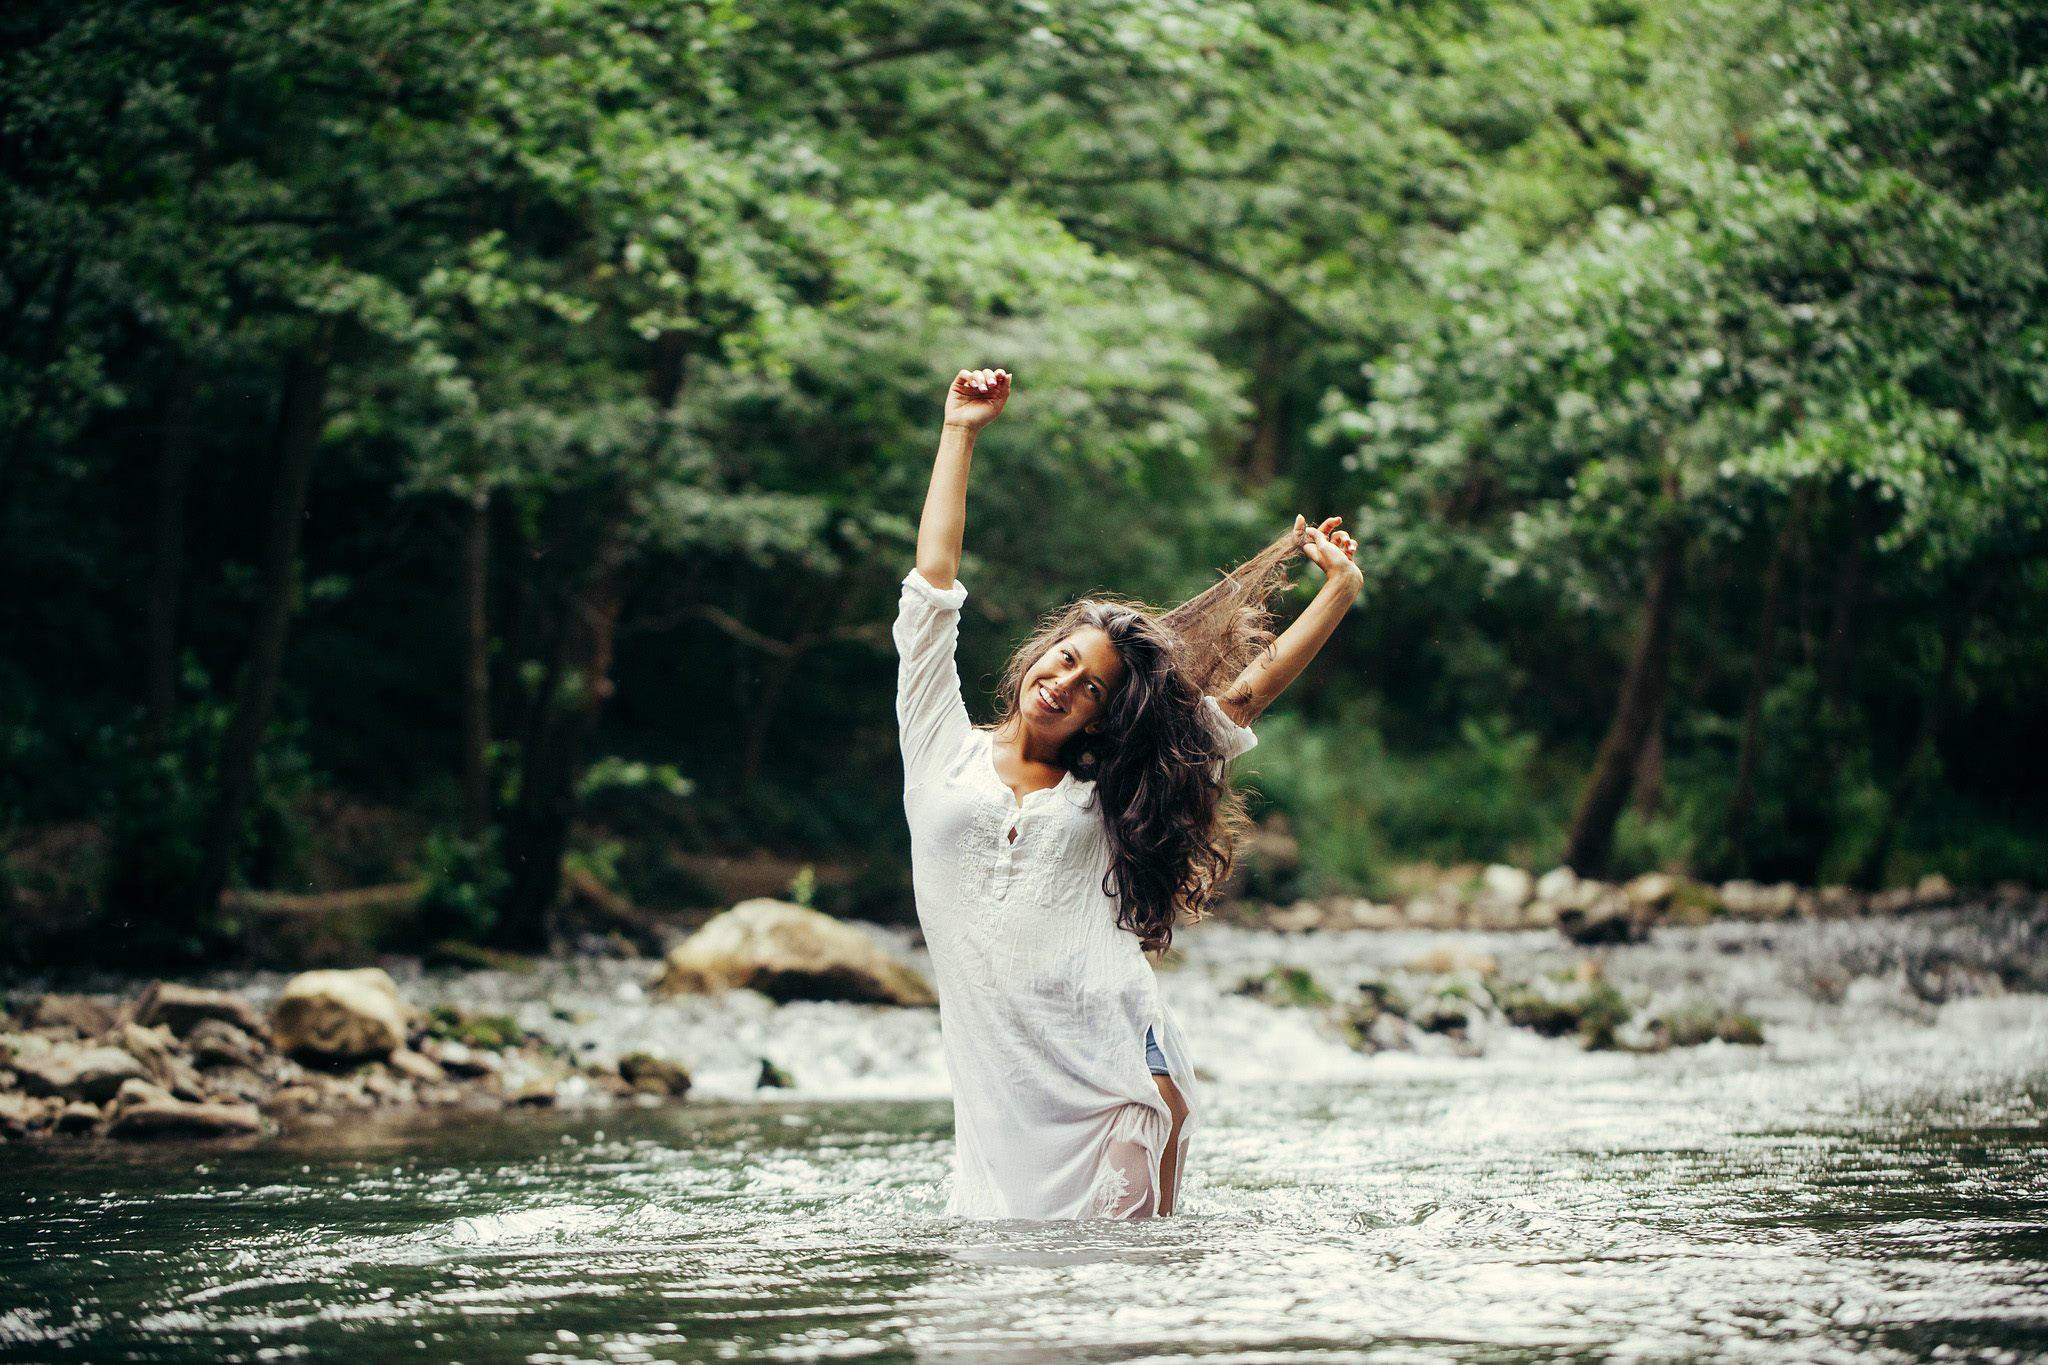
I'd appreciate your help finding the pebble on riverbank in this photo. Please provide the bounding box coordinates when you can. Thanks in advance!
[0,973,695,1145]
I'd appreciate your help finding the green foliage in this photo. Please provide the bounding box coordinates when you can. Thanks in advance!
[1247,709,1573,894]
[415,829,508,945]
[426,1005,523,1052]
[1235,966,1332,1008]
[0,0,2042,961]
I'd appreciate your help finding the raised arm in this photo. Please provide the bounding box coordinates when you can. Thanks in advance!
[1213,515,1362,727]
[915,367,1010,590]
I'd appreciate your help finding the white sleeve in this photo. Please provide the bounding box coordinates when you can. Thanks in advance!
[894,567,973,791]
[1199,694,1258,777]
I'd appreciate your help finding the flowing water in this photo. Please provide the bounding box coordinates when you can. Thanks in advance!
[5,912,2047,1362]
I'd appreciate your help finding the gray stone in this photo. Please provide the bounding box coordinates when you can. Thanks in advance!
[10,1043,148,1103]
[56,1100,102,1134]
[387,1048,446,1085]
[1534,866,1580,903]
[1479,864,1534,910]
[1266,901,1325,933]
[187,1018,266,1070]
[1558,890,1651,945]
[19,994,118,1038]
[108,1096,262,1139]
[618,1052,691,1097]
[135,982,268,1038]
[110,1022,207,1100]
[1720,880,1798,920]
[203,1066,270,1103]
[1913,874,1958,909]
[1623,873,1679,909]
[0,1091,56,1136]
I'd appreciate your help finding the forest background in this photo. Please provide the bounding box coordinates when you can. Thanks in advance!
[3,0,2043,965]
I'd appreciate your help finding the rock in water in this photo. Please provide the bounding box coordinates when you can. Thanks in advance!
[108,1096,263,1139]
[618,1052,692,1097]
[270,968,412,1063]
[56,1100,102,1134]
[135,982,267,1039]
[654,899,936,1006]
[1558,889,1651,945]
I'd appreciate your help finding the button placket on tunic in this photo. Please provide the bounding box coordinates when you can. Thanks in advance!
[893,566,1258,1220]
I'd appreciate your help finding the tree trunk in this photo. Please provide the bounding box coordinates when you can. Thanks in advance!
[1631,696,1665,819]
[142,354,200,753]
[460,488,493,837]
[1564,513,1685,878]
[1237,318,1290,482]
[1819,492,1871,718]
[190,323,335,923]
[1852,576,1986,889]
[1724,482,1811,873]
[496,331,688,948]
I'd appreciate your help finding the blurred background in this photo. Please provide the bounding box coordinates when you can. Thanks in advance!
[2,0,2043,968]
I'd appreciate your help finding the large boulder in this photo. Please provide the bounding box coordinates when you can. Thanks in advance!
[654,899,936,1006]
[270,968,412,1063]
[135,981,267,1039]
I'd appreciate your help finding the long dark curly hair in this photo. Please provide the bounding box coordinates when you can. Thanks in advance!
[983,526,1308,954]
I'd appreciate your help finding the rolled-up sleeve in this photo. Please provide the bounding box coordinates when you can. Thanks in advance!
[894,567,973,791]
[1199,694,1258,779]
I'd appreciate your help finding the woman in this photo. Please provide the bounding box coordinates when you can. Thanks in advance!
[897,366,1361,1220]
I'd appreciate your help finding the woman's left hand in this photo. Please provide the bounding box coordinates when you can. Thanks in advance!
[1295,514,1363,597]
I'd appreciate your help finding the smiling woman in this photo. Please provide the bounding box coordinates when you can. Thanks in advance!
[896,367,1362,1220]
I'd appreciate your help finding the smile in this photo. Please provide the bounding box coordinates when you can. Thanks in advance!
[1034,683,1065,714]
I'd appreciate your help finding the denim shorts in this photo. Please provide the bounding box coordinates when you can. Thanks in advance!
[1143,1025,1169,1076]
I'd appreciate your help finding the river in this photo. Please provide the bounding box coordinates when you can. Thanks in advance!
[4,911,2045,1361]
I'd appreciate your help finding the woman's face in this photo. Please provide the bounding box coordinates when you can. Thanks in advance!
[1018,626,1126,745]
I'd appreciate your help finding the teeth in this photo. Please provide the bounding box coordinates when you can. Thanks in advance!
[1036,683,1062,713]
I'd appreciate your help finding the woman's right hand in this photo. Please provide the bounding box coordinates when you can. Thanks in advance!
[944,368,1011,431]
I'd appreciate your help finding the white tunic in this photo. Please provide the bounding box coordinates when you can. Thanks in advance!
[893,566,1258,1219]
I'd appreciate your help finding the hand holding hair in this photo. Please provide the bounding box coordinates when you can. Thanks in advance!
[1293,514,1363,598]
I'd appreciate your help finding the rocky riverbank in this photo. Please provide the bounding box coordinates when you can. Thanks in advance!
[1219,860,2039,941]
[0,899,941,1144]
[0,969,699,1144]
[10,885,2043,1145]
